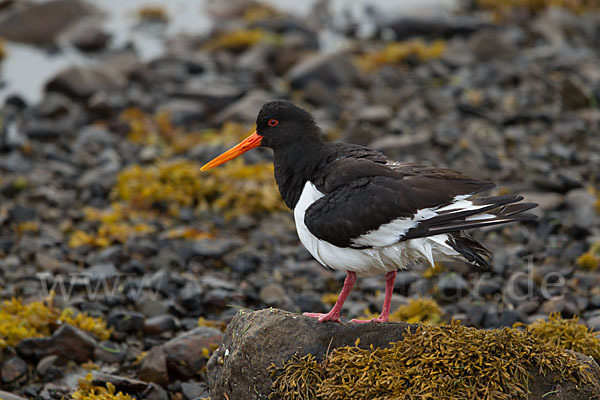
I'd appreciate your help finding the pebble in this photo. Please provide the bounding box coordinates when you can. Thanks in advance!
[45,65,126,99]
[94,341,127,364]
[287,53,358,89]
[139,346,169,386]
[259,283,297,311]
[586,315,600,332]
[36,355,63,381]
[1,356,28,384]
[181,382,209,400]
[143,315,179,335]
[162,327,223,380]
[107,311,145,335]
[17,324,97,363]
[437,274,470,300]
[192,238,244,259]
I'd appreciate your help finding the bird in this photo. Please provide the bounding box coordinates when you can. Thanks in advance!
[201,100,537,323]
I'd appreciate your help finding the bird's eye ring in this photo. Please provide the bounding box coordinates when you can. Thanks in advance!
[268,119,279,127]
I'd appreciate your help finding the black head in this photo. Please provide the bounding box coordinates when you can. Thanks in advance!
[256,100,323,149]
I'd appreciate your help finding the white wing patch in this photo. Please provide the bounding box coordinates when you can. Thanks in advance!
[350,208,438,247]
[349,194,493,248]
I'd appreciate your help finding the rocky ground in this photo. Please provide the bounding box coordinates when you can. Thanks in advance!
[1,0,600,399]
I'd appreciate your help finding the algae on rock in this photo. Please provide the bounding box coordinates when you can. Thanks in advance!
[271,320,600,400]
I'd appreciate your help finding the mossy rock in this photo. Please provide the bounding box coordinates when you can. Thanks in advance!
[207,309,600,400]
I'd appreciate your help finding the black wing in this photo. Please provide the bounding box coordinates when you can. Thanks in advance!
[306,156,536,248]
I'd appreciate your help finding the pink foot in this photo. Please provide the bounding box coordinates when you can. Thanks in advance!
[303,312,341,323]
[351,316,389,323]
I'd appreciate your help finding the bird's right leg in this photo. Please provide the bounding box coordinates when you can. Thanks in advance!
[303,271,356,323]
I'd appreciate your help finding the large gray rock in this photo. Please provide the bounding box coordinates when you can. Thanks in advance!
[0,0,96,46]
[208,308,600,400]
[208,308,414,400]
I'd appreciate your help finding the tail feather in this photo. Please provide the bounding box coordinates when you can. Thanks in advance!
[401,195,538,242]
[446,232,491,269]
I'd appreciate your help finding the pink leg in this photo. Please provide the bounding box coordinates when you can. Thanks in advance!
[304,271,356,323]
[352,270,397,323]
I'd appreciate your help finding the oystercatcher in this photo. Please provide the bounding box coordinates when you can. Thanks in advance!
[201,101,537,323]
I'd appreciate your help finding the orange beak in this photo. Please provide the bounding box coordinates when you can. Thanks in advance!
[200,131,263,171]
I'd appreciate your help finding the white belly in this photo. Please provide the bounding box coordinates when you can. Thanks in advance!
[293,181,460,277]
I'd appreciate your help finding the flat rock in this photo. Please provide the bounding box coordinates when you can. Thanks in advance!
[168,80,244,114]
[214,90,272,124]
[287,53,358,90]
[0,390,28,400]
[45,65,126,100]
[17,324,97,363]
[90,372,168,400]
[163,327,223,381]
[192,238,244,259]
[0,0,96,46]
[208,308,600,400]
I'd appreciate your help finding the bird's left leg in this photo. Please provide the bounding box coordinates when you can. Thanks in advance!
[303,271,356,323]
[351,270,397,323]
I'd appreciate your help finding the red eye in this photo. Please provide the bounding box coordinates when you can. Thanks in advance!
[268,119,278,127]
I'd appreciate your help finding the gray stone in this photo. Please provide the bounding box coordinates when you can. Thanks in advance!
[0,0,96,46]
[45,66,126,99]
[143,315,178,335]
[136,295,170,318]
[139,346,169,386]
[17,324,97,363]
[90,372,168,400]
[214,90,272,124]
[288,53,358,89]
[468,29,517,62]
[8,205,36,223]
[258,283,297,311]
[74,125,117,153]
[94,341,127,364]
[437,274,469,300]
[107,310,144,334]
[99,49,144,78]
[586,315,600,332]
[36,355,63,381]
[0,117,27,150]
[181,382,208,400]
[520,191,563,218]
[24,120,64,141]
[168,79,244,113]
[63,20,110,52]
[157,99,206,125]
[163,327,223,380]
[0,390,28,400]
[1,356,27,384]
[561,77,592,111]
[357,105,393,125]
[192,238,244,259]
[34,92,76,119]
